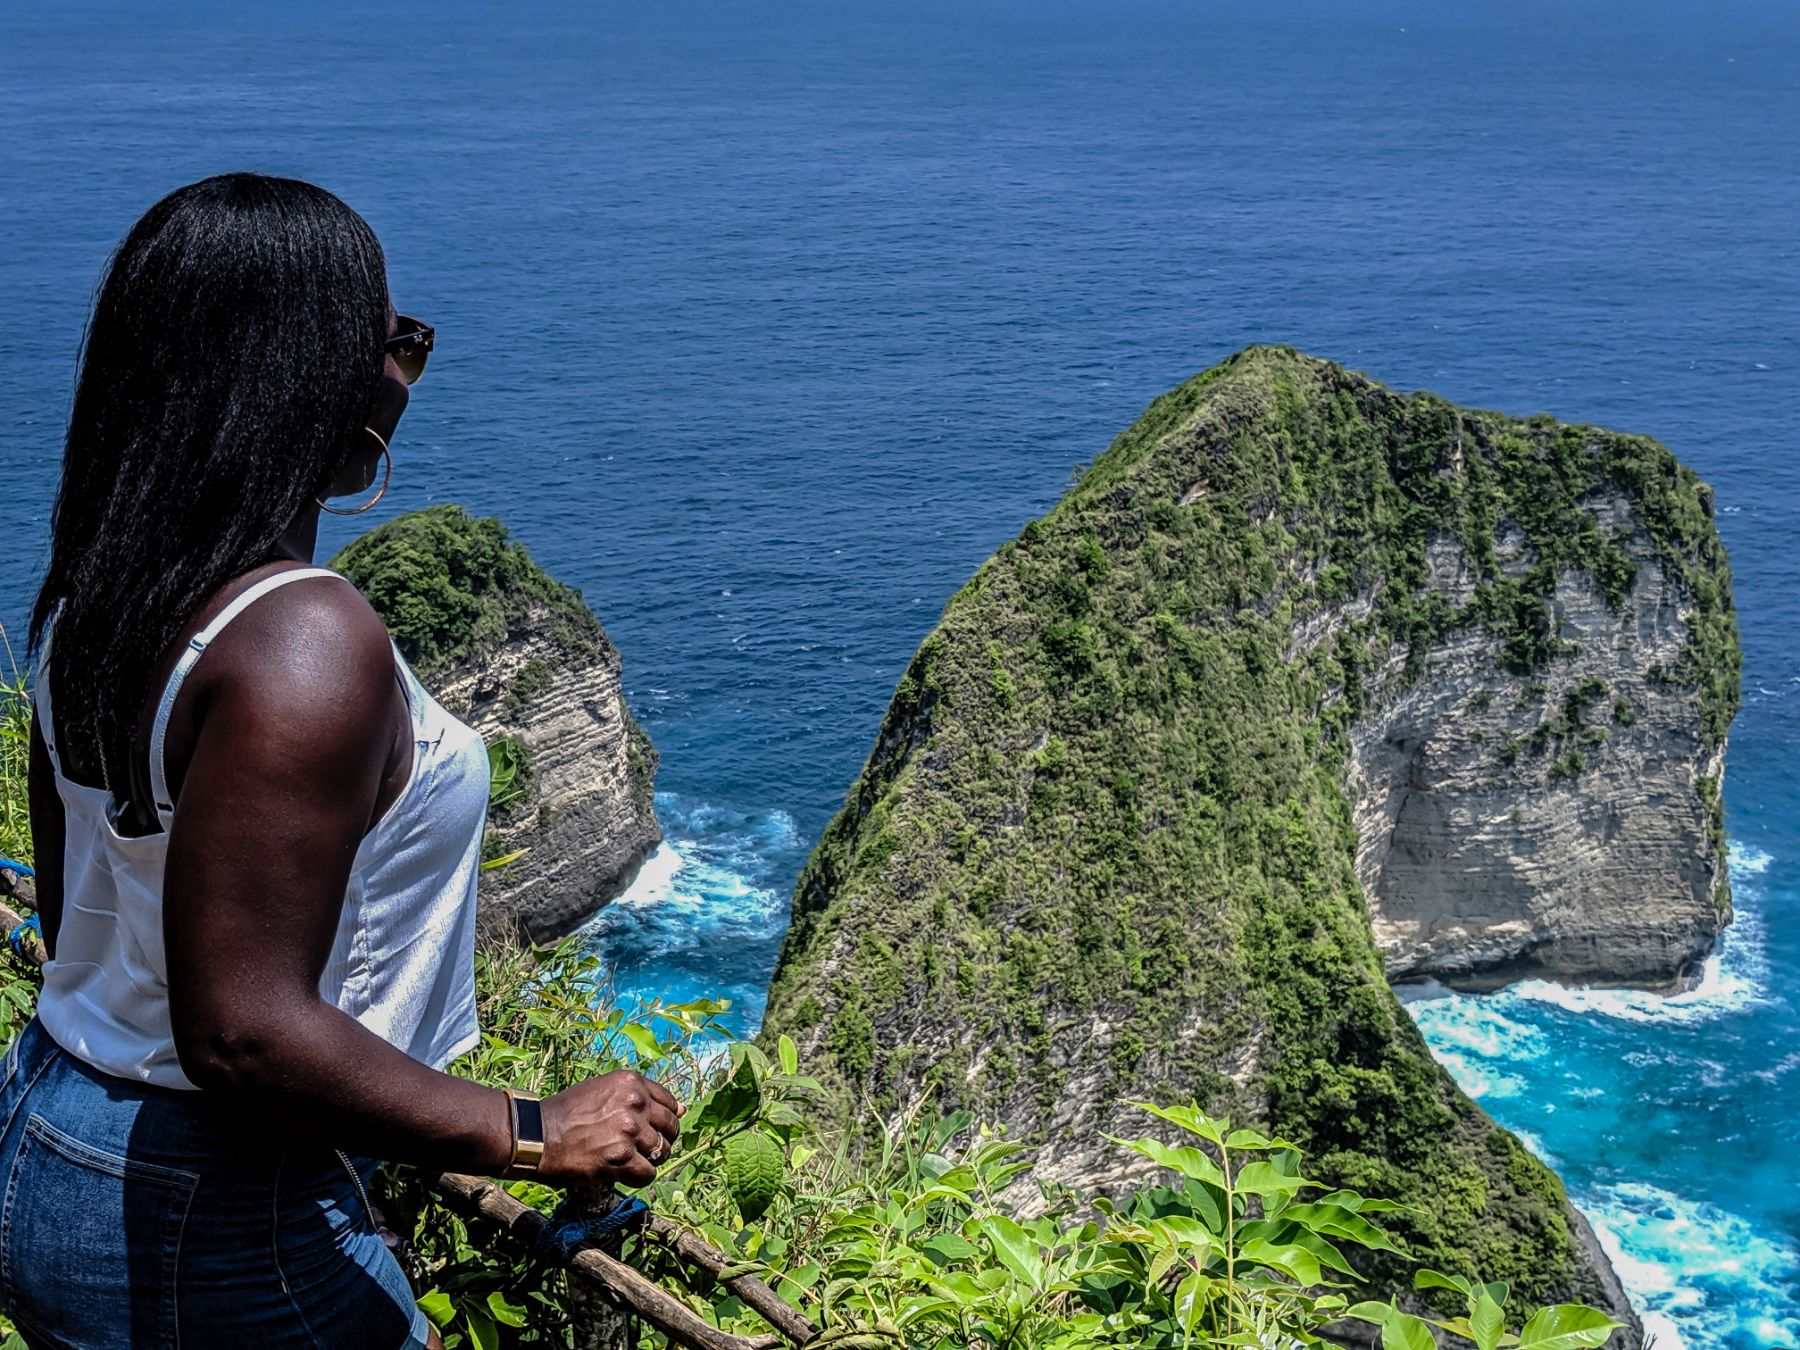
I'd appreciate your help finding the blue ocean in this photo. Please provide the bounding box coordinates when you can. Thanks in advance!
[2,3,1795,1344]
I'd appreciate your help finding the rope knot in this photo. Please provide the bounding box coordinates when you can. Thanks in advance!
[8,913,42,963]
[528,1194,650,1266]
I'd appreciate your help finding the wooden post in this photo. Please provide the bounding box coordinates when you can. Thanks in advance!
[565,1186,636,1350]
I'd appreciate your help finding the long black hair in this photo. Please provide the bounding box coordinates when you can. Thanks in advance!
[30,172,391,804]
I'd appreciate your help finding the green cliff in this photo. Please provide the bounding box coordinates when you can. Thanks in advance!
[760,347,1739,1319]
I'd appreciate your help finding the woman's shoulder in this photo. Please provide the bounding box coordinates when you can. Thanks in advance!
[145,563,405,811]
[177,564,397,709]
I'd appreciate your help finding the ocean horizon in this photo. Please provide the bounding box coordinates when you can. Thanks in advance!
[3,2,1796,1344]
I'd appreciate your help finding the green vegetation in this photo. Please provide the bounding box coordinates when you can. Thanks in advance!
[0,634,32,868]
[331,505,604,679]
[762,346,1739,1311]
[0,648,1617,1348]
[488,736,534,816]
[505,657,555,718]
[398,943,1617,1349]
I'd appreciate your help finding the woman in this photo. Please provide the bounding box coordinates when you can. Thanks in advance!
[1,173,679,1349]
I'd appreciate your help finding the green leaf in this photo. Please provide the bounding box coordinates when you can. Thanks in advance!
[485,1291,528,1329]
[923,1233,980,1266]
[618,1022,664,1063]
[1381,1312,1438,1350]
[1346,1300,1399,1327]
[777,1033,799,1076]
[1183,1178,1227,1229]
[1128,1100,1227,1145]
[1239,1237,1323,1287]
[1224,1127,1275,1149]
[1416,1268,1477,1298]
[692,1059,760,1131]
[1232,1160,1311,1197]
[1517,1305,1621,1350]
[478,848,529,872]
[980,1216,1045,1287]
[1287,1226,1360,1277]
[1152,1214,1218,1252]
[778,1261,821,1302]
[1471,1290,1505,1350]
[722,1131,787,1222]
[1174,1269,1213,1337]
[416,1291,455,1329]
[1108,1134,1225,1187]
[463,1306,499,1350]
[1281,1201,1407,1255]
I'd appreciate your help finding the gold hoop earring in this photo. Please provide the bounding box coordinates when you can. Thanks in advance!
[317,428,392,516]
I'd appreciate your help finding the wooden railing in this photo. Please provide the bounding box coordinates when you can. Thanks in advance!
[0,867,819,1350]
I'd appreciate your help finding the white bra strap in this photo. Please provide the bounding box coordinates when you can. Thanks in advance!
[148,567,346,817]
[32,612,60,772]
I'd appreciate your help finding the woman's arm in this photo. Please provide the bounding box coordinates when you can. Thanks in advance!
[162,582,677,1184]
[27,716,65,957]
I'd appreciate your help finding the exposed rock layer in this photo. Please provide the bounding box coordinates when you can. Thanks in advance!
[426,606,659,943]
[1347,514,1728,991]
[762,348,1740,1335]
[333,506,659,942]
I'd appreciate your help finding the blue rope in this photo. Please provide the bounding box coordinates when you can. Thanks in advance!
[0,859,33,879]
[529,1194,650,1266]
[8,913,41,962]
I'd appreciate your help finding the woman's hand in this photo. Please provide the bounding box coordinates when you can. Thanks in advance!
[536,1071,685,1188]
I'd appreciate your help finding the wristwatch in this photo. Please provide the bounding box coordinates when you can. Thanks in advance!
[502,1088,545,1174]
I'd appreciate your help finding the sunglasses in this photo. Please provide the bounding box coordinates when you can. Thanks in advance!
[385,315,435,384]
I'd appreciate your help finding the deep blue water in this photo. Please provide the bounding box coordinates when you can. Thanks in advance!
[2,3,1797,1344]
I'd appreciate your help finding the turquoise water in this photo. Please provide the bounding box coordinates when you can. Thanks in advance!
[2,3,1797,1343]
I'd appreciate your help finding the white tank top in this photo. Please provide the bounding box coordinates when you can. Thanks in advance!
[32,567,489,1089]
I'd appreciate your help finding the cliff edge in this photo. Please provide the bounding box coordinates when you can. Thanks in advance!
[333,505,660,943]
[761,347,1739,1327]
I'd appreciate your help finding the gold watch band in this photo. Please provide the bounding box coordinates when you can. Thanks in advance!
[502,1088,545,1173]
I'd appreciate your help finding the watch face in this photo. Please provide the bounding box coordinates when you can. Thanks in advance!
[508,1091,547,1170]
[515,1094,545,1147]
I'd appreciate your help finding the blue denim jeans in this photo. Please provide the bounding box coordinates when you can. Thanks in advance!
[0,1018,429,1349]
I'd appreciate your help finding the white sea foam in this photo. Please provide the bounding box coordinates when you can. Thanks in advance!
[1584,1182,1800,1349]
[1406,997,1546,1100]
[587,797,802,1035]
[1495,842,1773,1027]
[611,841,686,908]
[604,831,785,935]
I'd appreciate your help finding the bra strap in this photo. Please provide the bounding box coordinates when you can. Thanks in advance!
[148,567,346,818]
[32,610,61,774]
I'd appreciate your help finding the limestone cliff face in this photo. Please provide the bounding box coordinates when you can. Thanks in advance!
[333,506,659,943]
[761,347,1739,1332]
[1343,507,1728,990]
[423,606,659,944]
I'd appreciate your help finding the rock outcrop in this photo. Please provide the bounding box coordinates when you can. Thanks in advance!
[1348,515,1729,990]
[761,348,1740,1333]
[333,505,659,942]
